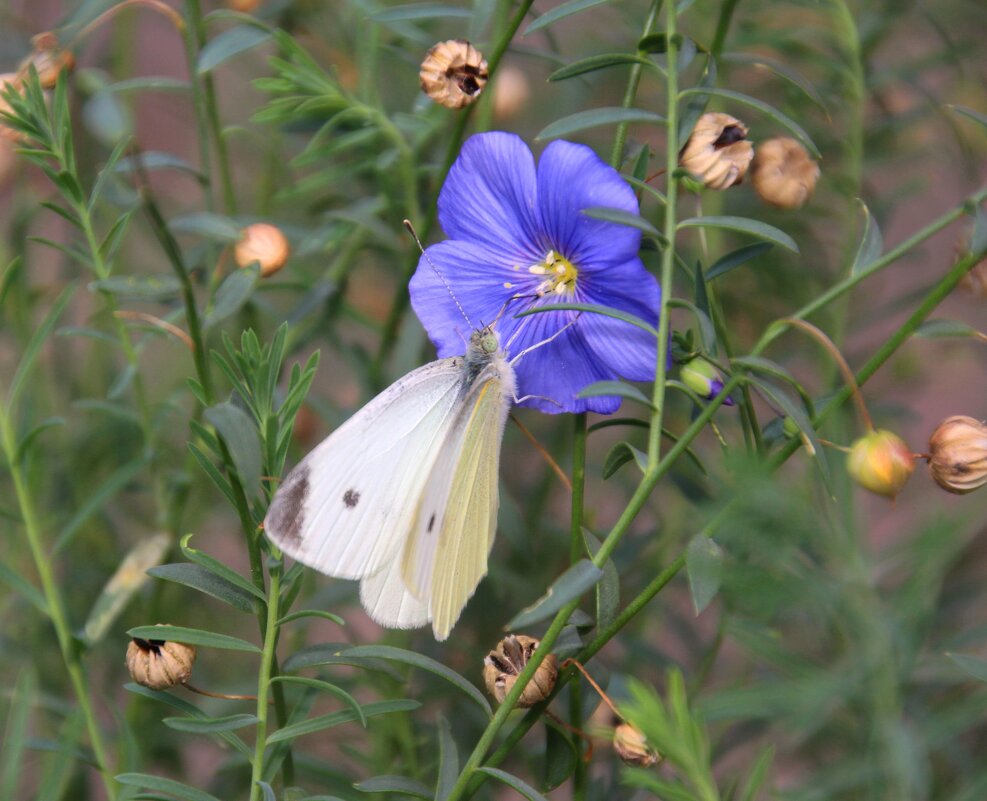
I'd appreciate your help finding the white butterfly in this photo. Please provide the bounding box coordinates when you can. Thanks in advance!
[264,325,516,641]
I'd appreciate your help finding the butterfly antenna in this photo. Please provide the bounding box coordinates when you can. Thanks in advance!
[403,219,474,330]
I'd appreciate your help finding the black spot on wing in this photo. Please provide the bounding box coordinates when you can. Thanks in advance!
[427,513,436,533]
[343,488,361,508]
[267,465,310,547]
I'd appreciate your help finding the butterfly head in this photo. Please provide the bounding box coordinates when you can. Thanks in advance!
[471,326,500,355]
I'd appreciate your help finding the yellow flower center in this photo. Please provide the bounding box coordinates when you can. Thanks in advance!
[520,250,578,297]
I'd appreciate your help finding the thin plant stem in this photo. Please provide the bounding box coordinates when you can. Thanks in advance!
[0,403,117,800]
[647,0,680,469]
[248,559,282,801]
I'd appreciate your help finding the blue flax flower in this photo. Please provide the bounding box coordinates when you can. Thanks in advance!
[410,131,661,414]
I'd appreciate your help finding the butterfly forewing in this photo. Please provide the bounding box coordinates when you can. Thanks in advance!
[264,357,468,579]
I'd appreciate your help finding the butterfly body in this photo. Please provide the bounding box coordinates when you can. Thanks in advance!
[265,326,514,640]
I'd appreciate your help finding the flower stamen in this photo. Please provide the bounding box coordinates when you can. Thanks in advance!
[528,250,577,296]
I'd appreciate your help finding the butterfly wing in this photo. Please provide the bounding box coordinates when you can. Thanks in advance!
[400,352,514,640]
[264,356,468,581]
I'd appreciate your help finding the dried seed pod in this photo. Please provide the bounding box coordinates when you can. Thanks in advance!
[679,113,753,190]
[927,415,987,494]
[19,33,74,90]
[847,429,916,499]
[126,631,196,690]
[613,721,660,768]
[483,634,557,707]
[492,64,530,120]
[420,40,488,109]
[751,136,820,209]
[235,223,291,277]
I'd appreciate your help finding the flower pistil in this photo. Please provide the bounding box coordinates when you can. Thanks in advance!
[523,250,578,296]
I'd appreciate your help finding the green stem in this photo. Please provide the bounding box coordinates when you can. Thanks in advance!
[248,560,282,801]
[710,0,740,57]
[647,1,680,469]
[184,0,238,215]
[569,413,587,563]
[0,404,117,800]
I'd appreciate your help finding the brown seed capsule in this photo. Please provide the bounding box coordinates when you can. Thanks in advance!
[847,429,916,499]
[612,721,660,768]
[927,415,987,494]
[126,632,196,690]
[234,223,291,277]
[679,113,753,190]
[420,40,488,109]
[483,634,558,707]
[19,33,75,90]
[492,64,530,120]
[751,136,820,209]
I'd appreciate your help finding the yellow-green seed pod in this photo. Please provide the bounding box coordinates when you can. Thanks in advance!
[847,429,916,499]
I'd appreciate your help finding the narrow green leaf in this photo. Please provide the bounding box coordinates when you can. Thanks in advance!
[0,562,47,615]
[123,684,251,756]
[341,646,492,717]
[851,201,883,276]
[182,533,267,601]
[35,712,84,801]
[577,380,654,408]
[114,151,202,178]
[476,767,551,801]
[370,3,473,21]
[536,108,664,141]
[706,242,773,280]
[88,274,182,301]
[914,319,981,339]
[970,203,987,257]
[7,283,75,411]
[198,26,272,74]
[549,53,656,82]
[947,652,987,682]
[582,529,619,630]
[163,714,260,733]
[277,609,346,627]
[543,719,579,790]
[508,559,604,629]
[602,441,647,480]
[267,699,420,743]
[686,534,724,614]
[435,714,458,801]
[678,216,798,253]
[82,90,132,144]
[949,104,987,130]
[169,212,241,241]
[523,0,613,34]
[738,746,775,801]
[256,780,276,801]
[147,563,257,613]
[115,773,223,801]
[515,302,657,336]
[205,263,261,328]
[581,206,664,240]
[678,86,820,157]
[269,676,366,726]
[721,52,826,112]
[82,532,172,645]
[354,776,431,798]
[282,643,403,680]
[0,670,34,799]
[14,417,65,463]
[127,625,261,653]
[204,402,262,499]
[188,442,236,506]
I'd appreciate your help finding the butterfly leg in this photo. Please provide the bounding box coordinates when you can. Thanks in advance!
[508,314,581,367]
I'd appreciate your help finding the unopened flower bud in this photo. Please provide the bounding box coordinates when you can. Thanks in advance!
[613,722,660,768]
[483,634,557,707]
[492,64,529,120]
[19,33,74,90]
[420,40,488,109]
[751,137,820,209]
[235,223,290,277]
[927,415,987,494]
[679,113,753,190]
[126,631,196,690]
[847,429,916,499]
[680,359,734,406]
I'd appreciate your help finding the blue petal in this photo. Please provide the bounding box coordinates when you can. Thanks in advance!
[507,304,622,414]
[536,140,641,269]
[437,132,542,265]
[409,240,519,358]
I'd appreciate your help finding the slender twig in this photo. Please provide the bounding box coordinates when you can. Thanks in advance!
[510,412,572,493]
